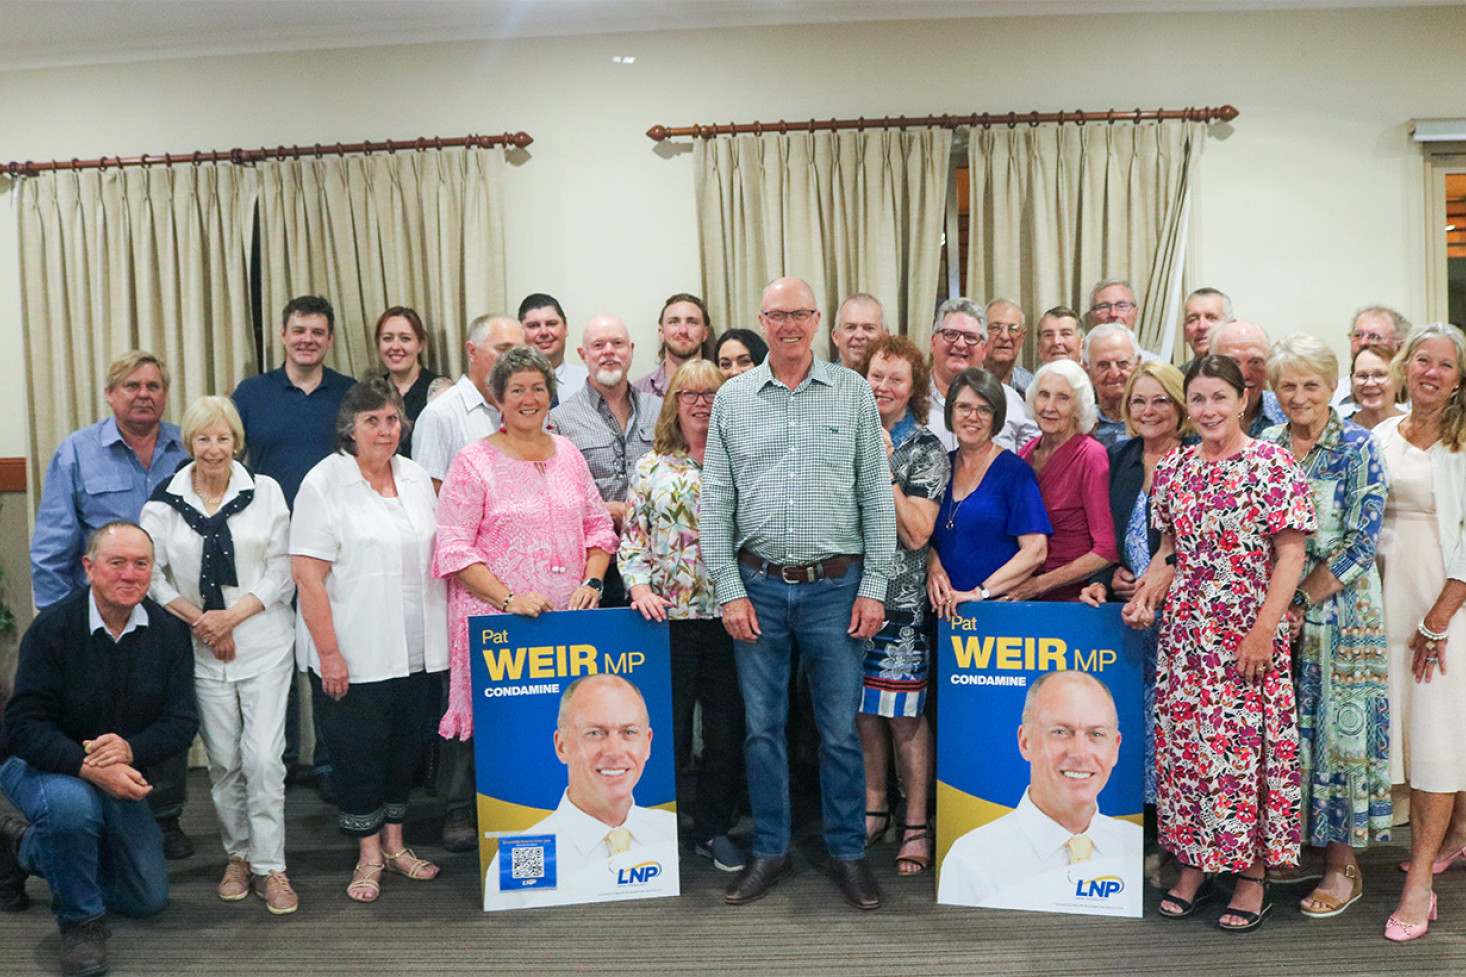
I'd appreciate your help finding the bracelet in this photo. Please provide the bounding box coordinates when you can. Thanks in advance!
[502,591,514,612]
[1418,621,1449,642]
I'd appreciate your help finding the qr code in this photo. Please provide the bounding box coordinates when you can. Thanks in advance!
[511,845,546,880]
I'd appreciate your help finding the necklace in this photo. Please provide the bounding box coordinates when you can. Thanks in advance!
[945,443,997,531]
[192,471,226,506]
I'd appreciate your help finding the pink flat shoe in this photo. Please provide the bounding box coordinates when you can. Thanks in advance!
[1385,891,1437,943]
[1399,843,1466,875]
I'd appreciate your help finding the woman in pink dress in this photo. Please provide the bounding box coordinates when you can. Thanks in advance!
[1010,359,1119,601]
[1124,355,1315,932]
[433,345,618,741]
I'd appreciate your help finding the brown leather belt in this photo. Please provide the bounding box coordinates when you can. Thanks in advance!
[738,550,858,584]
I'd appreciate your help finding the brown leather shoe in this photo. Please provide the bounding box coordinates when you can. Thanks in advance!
[830,857,882,910]
[724,854,792,905]
[0,815,31,912]
[58,915,109,977]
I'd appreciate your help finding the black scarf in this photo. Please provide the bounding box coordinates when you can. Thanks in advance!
[149,473,255,610]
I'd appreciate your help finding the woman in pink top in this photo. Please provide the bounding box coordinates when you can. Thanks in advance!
[433,346,618,740]
[1012,360,1119,601]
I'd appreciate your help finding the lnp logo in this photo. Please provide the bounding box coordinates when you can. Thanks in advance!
[1069,873,1124,899]
[616,861,663,885]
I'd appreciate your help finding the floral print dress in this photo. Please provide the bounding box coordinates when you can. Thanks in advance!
[1151,439,1317,872]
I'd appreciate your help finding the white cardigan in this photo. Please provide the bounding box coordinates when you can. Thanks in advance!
[1375,414,1466,582]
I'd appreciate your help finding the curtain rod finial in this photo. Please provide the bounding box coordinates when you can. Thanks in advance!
[646,125,668,141]
[1218,105,1240,122]
[511,132,534,148]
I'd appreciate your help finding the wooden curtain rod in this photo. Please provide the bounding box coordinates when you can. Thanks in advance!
[646,105,1237,141]
[3,132,534,178]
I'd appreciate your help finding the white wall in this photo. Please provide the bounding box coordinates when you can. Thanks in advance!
[2,4,1465,462]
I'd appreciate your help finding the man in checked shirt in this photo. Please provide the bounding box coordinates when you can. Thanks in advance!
[702,277,897,911]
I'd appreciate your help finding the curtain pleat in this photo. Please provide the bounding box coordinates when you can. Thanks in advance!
[695,128,950,346]
[257,148,506,381]
[966,121,1201,362]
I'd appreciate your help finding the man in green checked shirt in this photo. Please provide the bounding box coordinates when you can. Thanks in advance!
[702,276,897,912]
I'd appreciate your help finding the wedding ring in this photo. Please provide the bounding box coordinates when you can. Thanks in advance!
[1427,656,1440,663]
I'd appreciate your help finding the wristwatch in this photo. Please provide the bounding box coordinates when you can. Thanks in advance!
[977,586,991,600]
[1291,588,1312,610]
[581,577,605,596]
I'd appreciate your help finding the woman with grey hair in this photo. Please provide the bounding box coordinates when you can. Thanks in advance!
[433,345,617,745]
[291,378,448,902]
[1010,360,1118,601]
[1259,333,1390,919]
[1375,324,1466,941]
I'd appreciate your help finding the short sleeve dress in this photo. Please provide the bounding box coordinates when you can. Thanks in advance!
[930,449,1052,593]
[1150,438,1317,872]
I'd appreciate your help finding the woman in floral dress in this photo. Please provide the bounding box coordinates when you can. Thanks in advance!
[1124,354,1316,932]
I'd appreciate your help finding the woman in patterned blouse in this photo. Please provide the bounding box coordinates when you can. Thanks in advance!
[618,359,745,873]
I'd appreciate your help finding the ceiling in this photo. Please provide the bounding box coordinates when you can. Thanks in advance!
[0,0,1457,72]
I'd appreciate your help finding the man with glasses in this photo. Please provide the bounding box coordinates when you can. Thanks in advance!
[519,292,589,406]
[702,277,896,912]
[1083,324,1140,447]
[1180,287,1233,366]
[1333,306,1410,408]
[1087,278,1163,364]
[830,293,887,369]
[984,299,1033,396]
[928,299,1037,452]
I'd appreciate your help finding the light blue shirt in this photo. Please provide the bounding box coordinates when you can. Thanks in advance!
[31,417,188,608]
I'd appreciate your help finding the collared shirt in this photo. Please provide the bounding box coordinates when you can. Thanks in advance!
[549,385,661,504]
[140,461,296,682]
[412,374,503,482]
[1249,390,1288,438]
[88,590,150,643]
[885,424,951,612]
[937,789,1142,915]
[1092,410,1132,448]
[31,417,190,609]
[701,357,897,604]
[231,365,355,507]
[289,452,448,682]
[1009,365,1035,398]
[618,452,719,621]
[631,362,673,398]
[928,383,1039,454]
[555,361,590,406]
[483,790,679,911]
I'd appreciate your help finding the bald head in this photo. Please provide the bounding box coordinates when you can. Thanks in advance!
[760,277,821,370]
[579,314,634,389]
[1211,320,1271,413]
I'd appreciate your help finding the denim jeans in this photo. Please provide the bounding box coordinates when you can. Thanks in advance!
[0,756,168,924]
[734,562,866,861]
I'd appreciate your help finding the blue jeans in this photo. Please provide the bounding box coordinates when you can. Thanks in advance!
[0,756,168,924]
[734,562,866,861]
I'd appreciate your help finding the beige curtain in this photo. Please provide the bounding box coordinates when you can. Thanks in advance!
[966,121,1203,362]
[17,164,258,509]
[696,128,951,347]
[257,148,506,380]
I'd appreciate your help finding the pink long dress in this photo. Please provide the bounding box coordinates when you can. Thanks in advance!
[433,435,618,739]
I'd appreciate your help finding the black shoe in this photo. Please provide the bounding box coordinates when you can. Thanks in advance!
[0,815,31,912]
[316,772,338,807]
[440,808,477,853]
[59,915,110,977]
[159,818,194,861]
[830,856,882,910]
[724,854,792,905]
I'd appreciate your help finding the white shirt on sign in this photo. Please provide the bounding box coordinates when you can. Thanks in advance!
[483,790,679,911]
[412,375,503,482]
[937,789,1142,917]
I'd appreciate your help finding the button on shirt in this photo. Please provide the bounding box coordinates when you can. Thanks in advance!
[412,374,504,482]
[549,385,661,504]
[30,418,190,609]
[231,366,355,507]
[701,358,897,604]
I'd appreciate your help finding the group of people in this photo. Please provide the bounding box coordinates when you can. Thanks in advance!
[0,272,1459,975]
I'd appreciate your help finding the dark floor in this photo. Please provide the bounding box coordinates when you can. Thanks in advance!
[3,769,1466,976]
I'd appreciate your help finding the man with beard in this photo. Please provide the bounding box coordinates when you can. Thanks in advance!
[550,315,661,606]
[926,299,1037,452]
[633,293,714,397]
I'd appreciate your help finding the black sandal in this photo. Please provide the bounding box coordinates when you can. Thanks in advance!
[895,822,932,875]
[865,810,891,847]
[1218,875,1273,933]
[1157,875,1216,919]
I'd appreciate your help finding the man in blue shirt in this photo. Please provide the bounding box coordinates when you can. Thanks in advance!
[232,295,354,799]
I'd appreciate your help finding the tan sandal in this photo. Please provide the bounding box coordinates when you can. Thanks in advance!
[1300,864,1363,918]
[347,860,383,902]
[383,847,439,880]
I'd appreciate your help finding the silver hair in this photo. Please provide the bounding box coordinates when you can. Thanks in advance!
[984,298,1025,328]
[1352,305,1412,343]
[468,313,515,345]
[933,297,986,332]
[1210,318,1271,351]
[1088,277,1134,308]
[488,344,557,404]
[1267,333,1339,389]
[1186,287,1233,321]
[1081,323,1138,364]
[1026,358,1100,434]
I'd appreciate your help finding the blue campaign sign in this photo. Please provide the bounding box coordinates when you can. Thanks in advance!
[934,601,1144,918]
[470,607,679,911]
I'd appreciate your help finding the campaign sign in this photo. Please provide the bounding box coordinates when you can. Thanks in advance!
[934,602,1143,918]
[470,608,679,912]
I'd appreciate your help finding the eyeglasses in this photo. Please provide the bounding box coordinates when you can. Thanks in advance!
[1127,395,1175,412]
[1349,331,1391,344]
[987,323,1024,335]
[677,390,718,404]
[1090,301,1137,316]
[936,327,985,347]
[1351,371,1389,384]
[952,402,996,417]
[761,309,817,324]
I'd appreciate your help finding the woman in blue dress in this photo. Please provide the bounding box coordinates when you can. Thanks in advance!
[928,368,1051,616]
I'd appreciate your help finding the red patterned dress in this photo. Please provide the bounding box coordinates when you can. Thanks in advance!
[1151,439,1317,872]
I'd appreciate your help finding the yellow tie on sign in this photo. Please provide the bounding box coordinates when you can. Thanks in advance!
[1066,835,1094,864]
[606,828,632,856]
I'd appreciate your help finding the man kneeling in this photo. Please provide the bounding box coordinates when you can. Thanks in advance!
[1,522,197,977]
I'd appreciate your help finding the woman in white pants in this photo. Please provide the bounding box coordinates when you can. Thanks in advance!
[140,396,297,914]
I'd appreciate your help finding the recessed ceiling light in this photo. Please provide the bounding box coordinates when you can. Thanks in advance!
[612,55,636,64]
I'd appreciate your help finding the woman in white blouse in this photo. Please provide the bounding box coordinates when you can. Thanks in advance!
[291,379,449,904]
[140,396,297,914]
